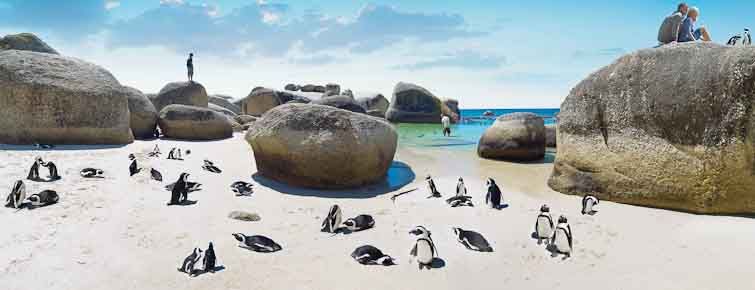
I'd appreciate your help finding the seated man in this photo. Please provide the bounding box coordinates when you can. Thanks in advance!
[657,3,688,45]
[678,6,711,42]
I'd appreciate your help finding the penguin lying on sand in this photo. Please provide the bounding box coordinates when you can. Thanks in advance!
[409,226,438,270]
[342,215,375,232]
[150,168,163,182]
[452,227,493,252]
[230,181,253,196]
[351,245,396,266]
[232,233,282,253]
[80,168,104,178]
[178,247,202,276]
[201,159,222,173]
[28,190,59,208]
[321,204,342,233]
[5,180,26,209]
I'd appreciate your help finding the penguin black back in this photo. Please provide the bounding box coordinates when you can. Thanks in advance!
[202,242,216,272]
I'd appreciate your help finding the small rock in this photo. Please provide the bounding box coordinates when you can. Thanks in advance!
[228,211,261,222]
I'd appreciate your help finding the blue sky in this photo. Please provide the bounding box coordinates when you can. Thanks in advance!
[0,0,752,108]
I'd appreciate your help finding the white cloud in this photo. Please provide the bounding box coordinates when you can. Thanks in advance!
[159,0,184,5]
[104,0,120,10]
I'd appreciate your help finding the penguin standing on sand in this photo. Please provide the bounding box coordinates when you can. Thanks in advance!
[452,227,493,252]
[321,204,343,233]
[27,157,42,180]
[425,175,441,198]
[232,233,282,253]
[27,190,59,208]
[485,178,502,209]
[202,242,217,273]
[40,160,60,180]
[128,154,140,176]
[535,204,554,244]
[446,178,473,207]
[409,226,437,270]
[351,245,396,266]
[342,214,375,232]
[168,173,190,205]
[150,168,163,182]
[455,177,467,197]
[80,168,104,178]
[582,194,599,215]
[178,247,202,276]
[167,148,177,160]
[551,216,573,258]
[5,180,26,209]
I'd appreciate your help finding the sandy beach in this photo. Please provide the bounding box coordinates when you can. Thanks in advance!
[1,133,753,290]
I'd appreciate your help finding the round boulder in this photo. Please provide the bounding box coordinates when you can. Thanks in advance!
[209,103,237,117]
[545,124,557,148]
[478,112,546,161]
[323,83,341,97]
[151,81,208,112]
[234,114,258,125]
[357,93,390,118]
[242,88,281,116]
[0,33,58,54]
[301,84,325,93]
[312,96,367,113]
[246,104,398,189]
[124,86,158,139]
[158,104,233,140]
[385,82,442,123]
[0,50,133,144]
[209,94,241,114]
[284,83,300,91]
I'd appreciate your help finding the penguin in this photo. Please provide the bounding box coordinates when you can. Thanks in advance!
[128,154,141,177]
[5,180,26,209]
[33,143,55,149]
[455,177,467,197]
[452,227,493,252]
[80,168,104,178]
[551,215,573,258]
[150,168,163,182]
[201,159,222,173]
[351,245,396,266]
[28,190,59,207]
[342,214,375,232]
[581,194,599,215]
[485,178,502,209]
[27,157,42,181]
[425,175,441,198]
[446,180,473,207]
[321,204,343,233]
[202,242,217,273]
[177,149,182,159]
[409,226,437,270]
[168,173,190,205]
[41,161,60,180]
[744,28,751,45]
[727,35,742,46]
[535,204,554,244]
[167,148,176,160]
[232,233,282,253]
[230,181,253,196]
[178,247,202,276]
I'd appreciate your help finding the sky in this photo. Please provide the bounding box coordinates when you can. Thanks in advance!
[0,0,752,108]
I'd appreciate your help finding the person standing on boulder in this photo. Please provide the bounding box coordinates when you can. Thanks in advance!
[441,115,451,137]
[186,53,194,82]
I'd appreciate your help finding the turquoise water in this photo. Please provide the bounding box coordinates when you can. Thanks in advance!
[395,108,559,149]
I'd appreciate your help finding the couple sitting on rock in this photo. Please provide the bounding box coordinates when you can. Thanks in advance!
[657,2,712,45]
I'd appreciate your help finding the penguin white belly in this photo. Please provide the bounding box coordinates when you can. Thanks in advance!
[584,200,594,212]
[554,230,571,253]
[416,240,434,264]
[536,217,553,238]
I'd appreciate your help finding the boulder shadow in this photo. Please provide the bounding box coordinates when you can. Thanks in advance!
[167,200,198,206]
[0,144,127,151]
[252,161,416,199]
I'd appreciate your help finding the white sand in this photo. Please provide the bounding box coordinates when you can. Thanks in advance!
[1,134,753,290]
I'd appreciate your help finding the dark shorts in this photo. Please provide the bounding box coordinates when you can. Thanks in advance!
[443,128,451,135]
[187,66,194,74]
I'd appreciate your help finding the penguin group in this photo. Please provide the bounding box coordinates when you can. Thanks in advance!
[5,180,59,210]
[167,147,183,160]
[534,203,579,259]
[320,204,375,234]
[178,242,218,276]
[167,173,198,205]
[27,157,60,181]
[230,181,254,196]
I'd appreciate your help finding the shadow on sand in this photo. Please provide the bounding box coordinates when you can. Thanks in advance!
[252,161,416,199]
[0,144,127,151]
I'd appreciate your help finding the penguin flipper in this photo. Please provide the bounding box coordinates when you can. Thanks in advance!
[410,244,417,256]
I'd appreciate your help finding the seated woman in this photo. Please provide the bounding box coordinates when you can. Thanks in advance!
[678,6,711,42]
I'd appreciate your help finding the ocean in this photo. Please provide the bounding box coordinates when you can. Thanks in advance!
[396,108,559,149]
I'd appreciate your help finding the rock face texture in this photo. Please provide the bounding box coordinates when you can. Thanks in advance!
[385,82,443,123]
[545,124,557,148]
[284,84,300,91]
[301,84,326,93]
[209,94,241,114]
[323,83,341,97]
[240,88,311,116]
[150,81,208,112]
[209,103,237,117]
[313,96,367,113]
[549,43,755,214]
[0,33,58,54]
[478,112,546,161]
[442,98,461,123]
[124,86,158,139]
[158,104,232,140]
[0,50,133,144]
[357,93,390,118]
[246,104,398,189]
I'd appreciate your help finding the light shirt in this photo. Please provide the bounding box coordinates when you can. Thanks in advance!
[441,115,450,129]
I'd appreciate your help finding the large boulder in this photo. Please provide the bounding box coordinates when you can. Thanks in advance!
[234,114,258,125]
[0,33,58,54]
[301,84,325,93]
[241,88,311,116]
[545,124,557,148]
[478,112,546,161]
[150,81,208,112]
[385,82,443,123]
[284,83,300,91]
[246,104,398,189]
[0,50,133,144]
[158,104,233,140]
[323,83,341,97]
[549,43,755,214]
[442,98,461,123]
[209,94,241,114]
[312,96,366,113]
[357,93,390,118]
[209,103,237,117]
[124,86,158,139]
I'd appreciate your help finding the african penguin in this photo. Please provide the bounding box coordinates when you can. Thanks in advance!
[342,214,375,232]
[28,190,59,207]
[452,227,493,252]
[485,178,502,209]
[551,215,573,258]
[41,161,60,180]
[33,143,55,149]
[425,175,441,198]
[168,173,190,205]
[201,159,222,173]
[202,242,217,273]
[178,247,202,276]
[167,148,177,160]
[455,177,467,197]
[351,245,396,266]
[150,168,163,182]
[27,157,42,181]
[409,226,437,270]
[80,168,104,178]
[232,233,282,253]
[744,28,752,45]
[5,180,26,209]
[230,181,254,196]
[535,204,554,244]
[582,195,599,215]
[320,204,342,233]
[129,159,140,177]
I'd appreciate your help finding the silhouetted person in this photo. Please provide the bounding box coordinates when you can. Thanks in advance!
[187,53,194,82]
